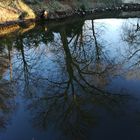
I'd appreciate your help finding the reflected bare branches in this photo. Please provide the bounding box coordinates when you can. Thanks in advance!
[1,18,138,139]
[20,20,129,139]
[122,19,140,45]
[121,18,140,70]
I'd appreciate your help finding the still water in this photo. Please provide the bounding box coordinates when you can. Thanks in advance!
[0,17,140,140]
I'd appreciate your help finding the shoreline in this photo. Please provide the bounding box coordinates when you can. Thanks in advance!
[0,3,140,28]
[45,3,140,20]
[0,10,140,37]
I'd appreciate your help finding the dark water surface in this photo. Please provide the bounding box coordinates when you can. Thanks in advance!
[0,18,140,140]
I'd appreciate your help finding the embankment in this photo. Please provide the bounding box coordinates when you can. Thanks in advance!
[0,0,140,26]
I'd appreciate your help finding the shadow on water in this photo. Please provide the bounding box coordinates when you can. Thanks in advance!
[0,17,140,140]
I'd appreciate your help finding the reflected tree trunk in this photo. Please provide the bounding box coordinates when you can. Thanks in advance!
[60,28,75,98]
[92,20,101,70]
[8,46,13,81]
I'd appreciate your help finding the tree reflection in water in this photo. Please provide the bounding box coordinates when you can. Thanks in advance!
[0,40,16,131]
[0,18,138,139]
[121,18,140,78]
[0,82,16,129]
[14,20,128,140]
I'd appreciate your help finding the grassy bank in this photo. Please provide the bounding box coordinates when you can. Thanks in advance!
[0,0,35,23]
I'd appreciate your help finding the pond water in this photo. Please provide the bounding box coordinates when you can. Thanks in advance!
[0,17,140,140]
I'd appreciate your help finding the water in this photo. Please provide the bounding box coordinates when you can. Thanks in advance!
[0,17,140,140]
